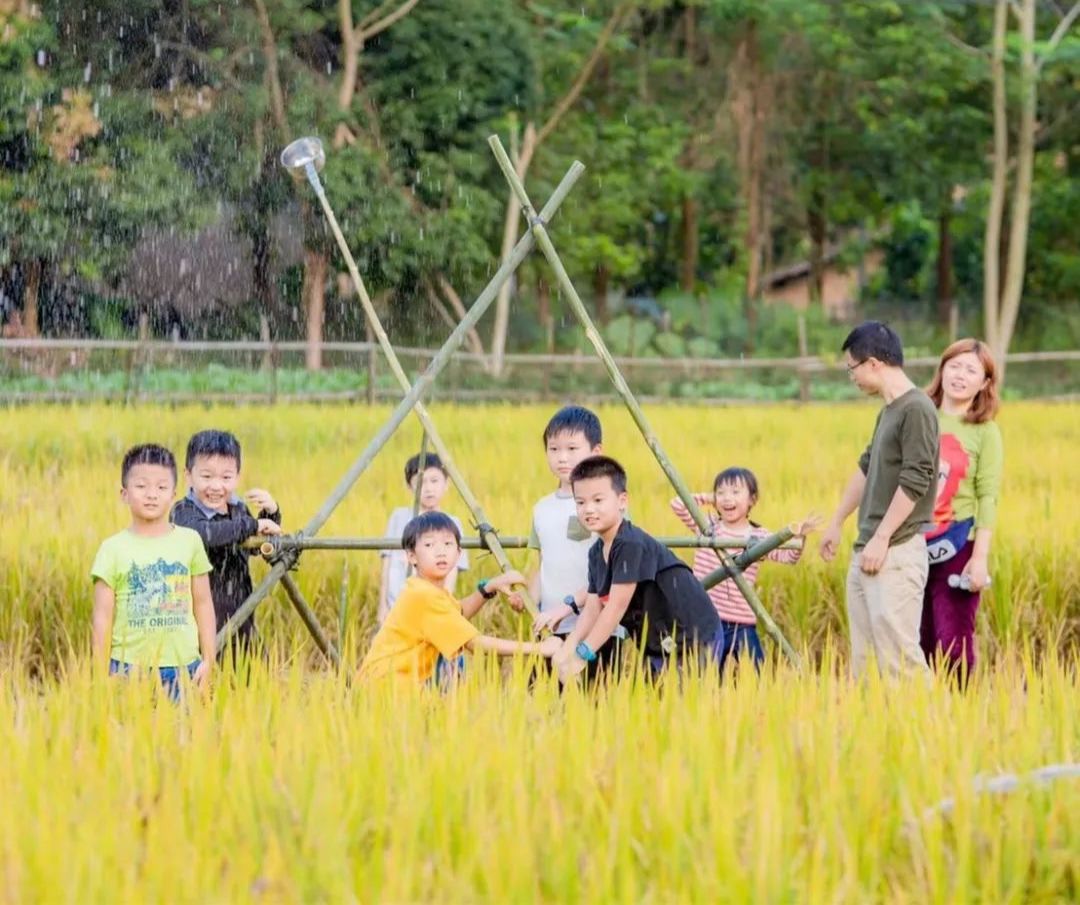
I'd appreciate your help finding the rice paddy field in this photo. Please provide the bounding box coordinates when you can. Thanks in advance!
[2,401,1079,902]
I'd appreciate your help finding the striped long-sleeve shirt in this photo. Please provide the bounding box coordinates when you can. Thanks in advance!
[670,497,801,625]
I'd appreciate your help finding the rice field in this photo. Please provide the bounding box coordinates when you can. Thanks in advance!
[2,401,1078,902]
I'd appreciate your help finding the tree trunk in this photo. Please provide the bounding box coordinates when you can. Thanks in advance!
[731,21,765,352]
[936,202,953,329]
[995,0,1037,375]
[807,187,827,306]
[22,259,41,337]
[593,264,610,325]
[679,194,699,292]
[490,122,537,377]
[537,272,553,353]
[303,247,327,371]
[983,0,1008,354]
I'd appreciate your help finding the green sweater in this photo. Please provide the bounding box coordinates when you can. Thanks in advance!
[929,412,1004,534]
[856,388,939,550]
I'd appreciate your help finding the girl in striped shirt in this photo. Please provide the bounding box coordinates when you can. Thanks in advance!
[671,467,819,673]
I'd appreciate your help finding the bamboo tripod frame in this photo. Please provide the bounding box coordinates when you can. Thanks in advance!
[217,137,801,669]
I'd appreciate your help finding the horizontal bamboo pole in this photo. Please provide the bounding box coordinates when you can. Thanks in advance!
[251,535,803,554]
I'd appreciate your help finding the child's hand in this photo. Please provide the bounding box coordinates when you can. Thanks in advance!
[819,521,842,562]
[490,569,527,593]
[789,512,824,538]
[246,489,278,515]
[558,654,587,684]
[532,608,565,636]
[551,641,573,669]
[538,636,563,658]
[505,591,526,612]
[192,660,212,689]
[257,519,282,536]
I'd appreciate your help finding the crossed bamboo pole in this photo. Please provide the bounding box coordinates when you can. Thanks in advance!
[487,135,801,668]
[221,137,802,670]
[215,161,586,659]
[302,149,546,621]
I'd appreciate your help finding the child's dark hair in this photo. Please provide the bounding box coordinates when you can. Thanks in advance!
[841,321,904,367]
[570,455,627,494]
[543,405,602,448]
[121,444,177,487]
[713,466,759,501]
[185,429,242,471]
[405,452,447,485]
[401,511,461,550]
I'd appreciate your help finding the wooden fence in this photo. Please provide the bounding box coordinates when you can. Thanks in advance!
[2,338,1078,405]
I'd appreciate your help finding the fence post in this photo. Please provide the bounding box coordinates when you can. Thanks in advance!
[365,322,376,406]
[123,312,150,406]
[797,313,810,404]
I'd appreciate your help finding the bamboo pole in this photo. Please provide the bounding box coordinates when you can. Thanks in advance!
[700,528,796,589]
[280,572,341,667]
[301,155,582,622]
[216,161,585,650]
[404,431,429,579]
[488,134,801,668]
[253,534,802,553]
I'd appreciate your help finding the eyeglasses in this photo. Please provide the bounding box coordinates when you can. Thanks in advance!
[845,359,869,374]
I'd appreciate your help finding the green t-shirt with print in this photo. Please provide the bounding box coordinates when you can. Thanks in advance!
[91,526,212,667]
[930,412,1004,533]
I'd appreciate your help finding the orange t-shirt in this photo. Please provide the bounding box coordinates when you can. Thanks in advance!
[358,577,479,683]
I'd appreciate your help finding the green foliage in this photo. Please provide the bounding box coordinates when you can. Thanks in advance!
[0,0,1076,355]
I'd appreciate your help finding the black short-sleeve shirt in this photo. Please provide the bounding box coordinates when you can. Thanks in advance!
[587,520,720,655]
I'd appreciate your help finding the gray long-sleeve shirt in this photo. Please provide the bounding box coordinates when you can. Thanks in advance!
[856,388,939,550]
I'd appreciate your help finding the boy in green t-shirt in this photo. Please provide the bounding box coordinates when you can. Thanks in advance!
[91,444,216,699]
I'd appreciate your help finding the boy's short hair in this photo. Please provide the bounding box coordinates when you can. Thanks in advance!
[713,466,759,500]
[185,429,243,471]
[405,452,447,485]
[569,455,627,494]
[401,511,461,550]
[122,443,177,487]
[841,321,904,367]
[542,405,602,448]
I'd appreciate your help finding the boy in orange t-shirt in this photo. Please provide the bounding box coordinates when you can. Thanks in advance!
[359,512,562,685]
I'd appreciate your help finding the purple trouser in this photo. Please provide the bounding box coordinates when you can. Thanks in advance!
[920,540,980,677]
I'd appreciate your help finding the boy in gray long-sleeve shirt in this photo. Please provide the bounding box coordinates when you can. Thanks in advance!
[820,322,937,679]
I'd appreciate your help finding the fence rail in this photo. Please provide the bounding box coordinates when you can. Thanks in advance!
[2,338,1079,405]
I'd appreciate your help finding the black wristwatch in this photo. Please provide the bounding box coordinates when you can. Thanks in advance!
[563,594,581,616]
[477,578,498,600]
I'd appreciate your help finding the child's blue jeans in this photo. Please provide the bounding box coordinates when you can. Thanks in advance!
[109,659,200,702]
[712,621,764,674]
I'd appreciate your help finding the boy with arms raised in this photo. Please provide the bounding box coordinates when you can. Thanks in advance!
[92,444,216,698]
[171,430,282,659]
[359,512,561,685]
[555,456,721,683]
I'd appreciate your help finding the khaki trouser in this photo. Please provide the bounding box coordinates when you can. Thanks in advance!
[846,533,931,679]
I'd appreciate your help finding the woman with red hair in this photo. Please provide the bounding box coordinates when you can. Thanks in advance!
[922,339,1003,684]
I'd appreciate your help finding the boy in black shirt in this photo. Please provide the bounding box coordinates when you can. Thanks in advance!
[171,430,282,660]
[555,456,721,683]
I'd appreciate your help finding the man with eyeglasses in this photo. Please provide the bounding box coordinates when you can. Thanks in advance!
[820,321,938,680]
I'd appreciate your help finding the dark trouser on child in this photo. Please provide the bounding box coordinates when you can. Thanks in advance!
[712,621,764,675]
[921,540,980,686]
